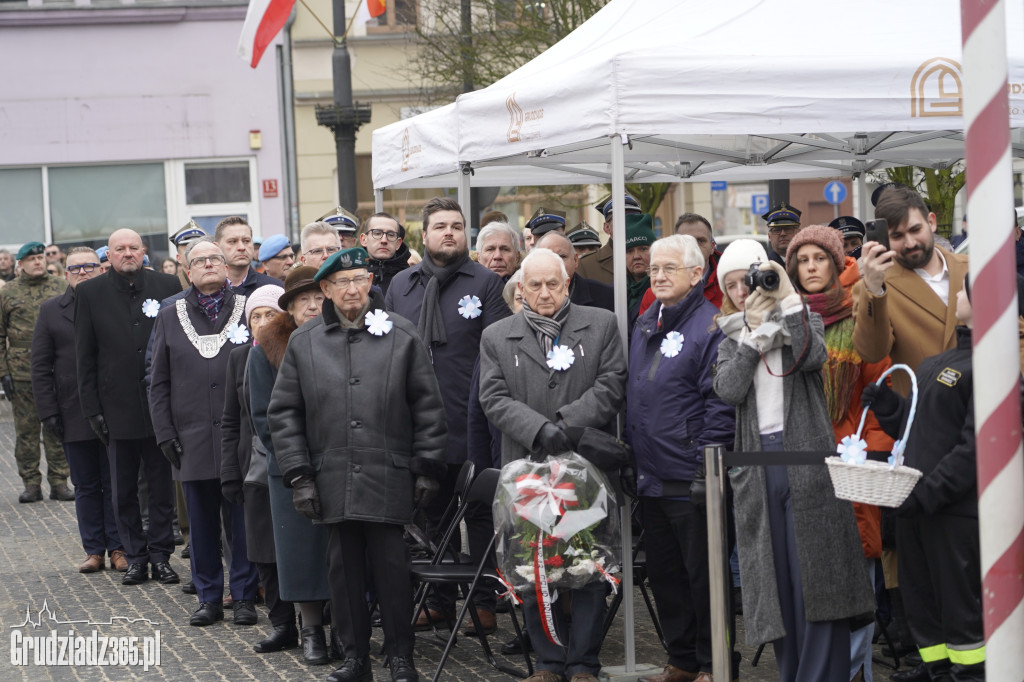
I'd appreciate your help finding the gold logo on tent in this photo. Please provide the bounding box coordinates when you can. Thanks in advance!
[401,127,411,171]
[910,58,963,118]
[506,92,524,142]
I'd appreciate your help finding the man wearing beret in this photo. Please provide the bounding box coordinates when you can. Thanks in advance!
[576,194,642,284]
[259,234,295,281]
[269,247,447,682]
[1,242,70,503]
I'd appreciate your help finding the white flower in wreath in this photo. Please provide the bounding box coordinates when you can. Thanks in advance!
[837,434,868,464]
[365,309,394,336]
[546,345,575,371]
[567,558,596,576]
[458,294,482,319]
[142,299,160,318]
[660,331,684,358]
[226,323,250,345]
[515,565,535,583]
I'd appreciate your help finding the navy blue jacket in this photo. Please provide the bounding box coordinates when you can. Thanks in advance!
[385,256,510,465]
[570,274,614,312]
[626,290,735,497]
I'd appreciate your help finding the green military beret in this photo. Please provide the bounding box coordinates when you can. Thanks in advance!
[17,242,45,260]
[314,247,370,282]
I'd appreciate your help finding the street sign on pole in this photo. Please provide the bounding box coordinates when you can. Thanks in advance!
[824,181,847,205]
[710,181,727,191]
[752,194,769,216]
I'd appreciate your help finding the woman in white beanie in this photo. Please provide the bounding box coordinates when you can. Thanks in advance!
[712,240,874,680]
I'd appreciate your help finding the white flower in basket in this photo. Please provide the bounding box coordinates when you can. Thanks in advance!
[826,364,923,508]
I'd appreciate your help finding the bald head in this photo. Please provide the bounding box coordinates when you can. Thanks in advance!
[108,229,145,275]
[535,231,578,280]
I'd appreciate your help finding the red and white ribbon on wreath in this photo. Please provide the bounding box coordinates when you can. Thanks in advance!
[493,569,523,605]
[532,530,563,646]
[513,471,579,524]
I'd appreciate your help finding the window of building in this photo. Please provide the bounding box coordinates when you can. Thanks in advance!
[0,168,45,245]
[367,0,417,32]
[49,163,167,242]
[185,161,252,204]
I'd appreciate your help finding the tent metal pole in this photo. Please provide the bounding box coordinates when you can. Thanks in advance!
[857,174,868,224]
[705,444,731,679]
[458,164,472,223]
[374,187,384,213]
[610,134,635,672]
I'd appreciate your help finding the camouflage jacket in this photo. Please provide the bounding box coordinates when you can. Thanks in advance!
[0,272,64,380]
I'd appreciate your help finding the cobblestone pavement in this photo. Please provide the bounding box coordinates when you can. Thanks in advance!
[0,402,905,681]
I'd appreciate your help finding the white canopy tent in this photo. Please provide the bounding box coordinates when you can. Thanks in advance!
[372,0,1024,672]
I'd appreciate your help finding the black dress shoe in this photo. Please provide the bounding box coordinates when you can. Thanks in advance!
[501,630,532,655]
[890,662,930,682]
[300,625,330,665]
[180,542,190,559]
[122,563,148,585]
[173,529,184,546]
[189,601,224,627]
[233,599,257,626]
[151,561,179,585]
[253,624,298,653]
[326,655,372,682]
[390,655,419,682]
[182,580,197,595]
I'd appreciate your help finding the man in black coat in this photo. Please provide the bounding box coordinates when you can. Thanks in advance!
[535,231,614,312]
[360,212,410,295]
[32,247,125,574]
[75,229,182,586]
[384,197,510,628]
[149,238,259,627]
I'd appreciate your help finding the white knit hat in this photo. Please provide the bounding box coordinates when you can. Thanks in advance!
[245,284,285,324]
[717,239,769,290]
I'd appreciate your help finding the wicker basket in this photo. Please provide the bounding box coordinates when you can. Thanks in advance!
[826,363,923,508]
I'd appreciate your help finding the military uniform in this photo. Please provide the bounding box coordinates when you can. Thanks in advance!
[0,270,67,489]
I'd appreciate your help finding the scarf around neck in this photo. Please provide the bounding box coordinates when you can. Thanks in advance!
[522,297,571,356]
[197,284,228,322]
[628,274,650,312]
[417,251,469,347]
[802,265,861,423]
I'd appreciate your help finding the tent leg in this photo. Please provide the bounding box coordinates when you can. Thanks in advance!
[857,174,868,223]
[706,444,731,680]
[374,187,384,213]
[458,163,472,224]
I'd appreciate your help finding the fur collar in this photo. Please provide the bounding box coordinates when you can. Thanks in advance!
[256,313,297,369]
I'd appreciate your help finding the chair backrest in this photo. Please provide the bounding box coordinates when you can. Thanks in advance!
[466,468,500,507]
[428,468,501,566]
[453,460,476,507]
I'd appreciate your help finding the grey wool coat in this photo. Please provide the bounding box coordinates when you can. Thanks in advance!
[478,303,627,465]
[712,308,875,647]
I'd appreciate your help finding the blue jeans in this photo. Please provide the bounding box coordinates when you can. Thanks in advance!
[64,439,122,556]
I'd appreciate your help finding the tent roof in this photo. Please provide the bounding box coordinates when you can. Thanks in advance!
[373,0,1024,190]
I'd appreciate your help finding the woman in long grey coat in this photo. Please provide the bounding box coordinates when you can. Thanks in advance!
[247,267,333,666]
[711,240,874,682]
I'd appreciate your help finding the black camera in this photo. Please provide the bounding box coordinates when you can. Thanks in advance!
[744,263,780,292]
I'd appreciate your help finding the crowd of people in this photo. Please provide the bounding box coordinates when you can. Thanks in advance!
[3,182,1000,682]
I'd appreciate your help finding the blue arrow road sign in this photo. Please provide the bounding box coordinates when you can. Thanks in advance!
[824,181,847,205]
[711,181,727,191]
[752,194,769,216]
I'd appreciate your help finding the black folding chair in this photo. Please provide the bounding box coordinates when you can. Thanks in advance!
[406,460,475,563]
[410,468,532,681]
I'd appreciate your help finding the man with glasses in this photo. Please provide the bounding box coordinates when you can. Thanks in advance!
[32,247,126,572]
[168,221,208,290]
[360,212,410,295]
[149,238,259,627]
[300,221,343,269]
[45,244,65,267]
[75,229,182,586]
[258,234,295,281]
[1,241,69,503]
[761,203,802,266]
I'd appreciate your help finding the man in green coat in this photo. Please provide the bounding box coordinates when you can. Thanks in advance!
[1,242,70,502]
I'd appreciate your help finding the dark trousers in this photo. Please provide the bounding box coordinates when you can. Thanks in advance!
[524,580,607,678]
[896,514,985,681]
[327,521,413,658]
[257,562,296,628]
[642,495,717,674]
[763,447,849,682]
[64,439,122,556]
[182,478,259,603]
[109,437,174,565]
[466,498,497,613]
[423,463,462,612]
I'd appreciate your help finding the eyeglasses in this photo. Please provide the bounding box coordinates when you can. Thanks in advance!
[304,246,341,258]
[189,255,226,269]
[325,275,371,289]
[768,225,799,235]
[647,264,697,277]
[66,263,99,274]
[367,229,400,242]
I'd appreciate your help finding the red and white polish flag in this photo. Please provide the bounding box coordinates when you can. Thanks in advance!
[237,0,297,68]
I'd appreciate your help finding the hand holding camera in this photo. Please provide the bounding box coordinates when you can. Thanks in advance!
[744,261,794,301]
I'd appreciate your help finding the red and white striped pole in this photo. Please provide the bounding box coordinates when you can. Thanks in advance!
[961,0,1024,676]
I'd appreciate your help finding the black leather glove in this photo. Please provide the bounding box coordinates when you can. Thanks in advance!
[291,476,322,520]
[88,414,109,447]
[41,415,63,441]
[413,475,440,508]
[535,421,574,455]
[690,459,707,511]
[861,382,899,416]
[1,374,14,401]
[619,465,637,499]
[221,479,245,506]
[896,491,922,518]
[159,438,182,469]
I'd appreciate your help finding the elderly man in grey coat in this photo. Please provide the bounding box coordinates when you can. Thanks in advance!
[479,247,627,682]
[149,238,260,628]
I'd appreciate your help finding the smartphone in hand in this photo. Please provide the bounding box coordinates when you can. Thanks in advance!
[865,219,890,251]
